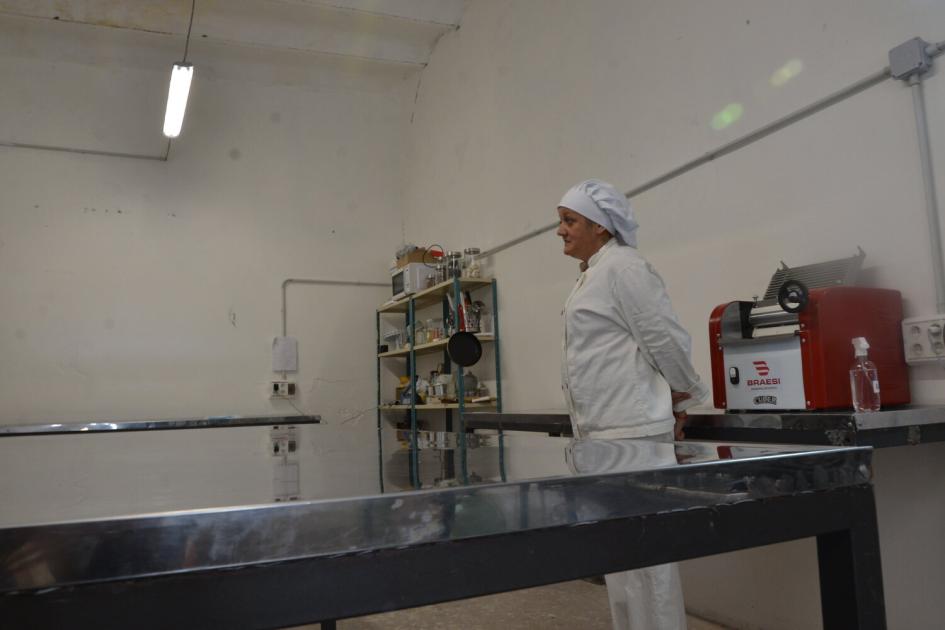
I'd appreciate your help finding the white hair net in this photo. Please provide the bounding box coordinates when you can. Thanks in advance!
[558,179,638,248]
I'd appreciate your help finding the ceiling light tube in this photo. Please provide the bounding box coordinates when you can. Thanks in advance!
[163,63,194,138]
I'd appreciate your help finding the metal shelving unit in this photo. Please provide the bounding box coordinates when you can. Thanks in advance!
[377,334,495,358]
[376,277,503,490]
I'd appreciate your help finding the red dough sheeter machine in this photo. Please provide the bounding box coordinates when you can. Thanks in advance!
[709,250,911,411]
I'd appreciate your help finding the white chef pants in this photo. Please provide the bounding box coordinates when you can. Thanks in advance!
[566,432,687,630]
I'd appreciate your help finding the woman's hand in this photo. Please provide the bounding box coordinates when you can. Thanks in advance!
[671,391,691,440]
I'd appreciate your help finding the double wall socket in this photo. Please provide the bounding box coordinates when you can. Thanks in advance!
[902,315,945,364]
[270,381,297,398]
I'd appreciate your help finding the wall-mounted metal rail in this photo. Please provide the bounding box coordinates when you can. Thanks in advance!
[480,36,945,307]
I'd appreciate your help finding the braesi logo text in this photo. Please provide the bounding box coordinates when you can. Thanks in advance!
[747,377,781,386]
[747,359,778,386]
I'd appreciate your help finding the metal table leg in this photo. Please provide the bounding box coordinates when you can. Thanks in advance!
[817,487,886,629]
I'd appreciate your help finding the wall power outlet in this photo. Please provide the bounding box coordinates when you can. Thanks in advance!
[270,381,297,398]
[902,315,945,364]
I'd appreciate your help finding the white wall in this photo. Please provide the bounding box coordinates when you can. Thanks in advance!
[403,1,945,628]
[0,14,417,507]
[404,0,945,410]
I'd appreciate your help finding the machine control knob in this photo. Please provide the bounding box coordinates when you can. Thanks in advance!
[929,323,943,337]
[777,280,809,314]
[729,366,740,385]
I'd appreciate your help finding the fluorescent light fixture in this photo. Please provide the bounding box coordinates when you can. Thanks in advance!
[163,63,194,138]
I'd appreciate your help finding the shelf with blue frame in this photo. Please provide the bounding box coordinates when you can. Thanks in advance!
[379,402,497,411]
[376,276,503,491]
[378,334,495,358]
[378,278,494,313]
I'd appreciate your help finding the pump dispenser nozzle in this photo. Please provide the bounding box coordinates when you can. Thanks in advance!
[852,337,870,357]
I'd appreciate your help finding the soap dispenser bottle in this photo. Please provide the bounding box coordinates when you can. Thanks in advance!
[850,337,881,412]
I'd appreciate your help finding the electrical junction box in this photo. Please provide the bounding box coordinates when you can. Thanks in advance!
[902,315,945,364]
[270,381,296,398]
[889,37,932,79]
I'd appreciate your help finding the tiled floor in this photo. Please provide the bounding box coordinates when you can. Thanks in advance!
[296,579,730,629]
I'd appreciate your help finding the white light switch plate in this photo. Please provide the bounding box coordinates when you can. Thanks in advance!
[902,314,945,364]
[272,336,298,372]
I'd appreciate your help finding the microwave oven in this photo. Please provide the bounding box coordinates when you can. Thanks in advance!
[391,263,433,300]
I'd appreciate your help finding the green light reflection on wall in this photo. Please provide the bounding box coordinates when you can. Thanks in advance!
[770,59,804,87]
[711,103,744,130]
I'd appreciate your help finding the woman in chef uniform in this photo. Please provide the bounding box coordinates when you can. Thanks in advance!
[557,179,709,630]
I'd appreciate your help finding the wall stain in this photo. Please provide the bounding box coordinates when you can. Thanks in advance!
[229,148,241,160]
[14,329,26,340]
[228,308,238,327]
[270,112,282,123]
[104,318,115,331]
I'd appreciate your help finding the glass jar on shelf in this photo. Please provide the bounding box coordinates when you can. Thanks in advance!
[414,321,428,345]
[427,247,446,285]
[463,248,481,278]
[446,251,463,278]
[478,304,493,335]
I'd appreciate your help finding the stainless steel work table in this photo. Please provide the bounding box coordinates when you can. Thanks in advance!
[0,414,322,437]
[0,437,885,630]
[468,406,945,447]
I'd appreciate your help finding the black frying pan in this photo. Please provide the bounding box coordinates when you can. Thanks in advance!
[447,331,482,367]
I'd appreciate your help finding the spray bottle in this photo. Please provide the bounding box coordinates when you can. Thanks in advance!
[850,337,881,412]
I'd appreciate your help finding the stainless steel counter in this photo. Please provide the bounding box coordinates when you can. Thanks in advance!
[0,441,884,629]
[467,406,945,447]
[0,414,321,436]
[685,406,945,446]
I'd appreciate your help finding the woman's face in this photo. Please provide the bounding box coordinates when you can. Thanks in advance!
[556,207,608,262]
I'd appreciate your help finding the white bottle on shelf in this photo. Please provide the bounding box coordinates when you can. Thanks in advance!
[849,337,881,412]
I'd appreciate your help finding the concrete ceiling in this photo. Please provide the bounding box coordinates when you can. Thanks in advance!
[0,0,468,68]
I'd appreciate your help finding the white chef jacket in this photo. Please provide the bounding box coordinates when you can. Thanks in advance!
[561,239,708,439]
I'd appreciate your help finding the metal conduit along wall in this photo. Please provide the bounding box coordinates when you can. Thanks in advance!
[0,139,170,161]
[281,278,388,338]
[907,43,945,312]
[279,278,389,379]
[479,38,945,310]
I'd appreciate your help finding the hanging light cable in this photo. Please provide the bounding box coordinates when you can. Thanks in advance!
[163,0,197,138]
